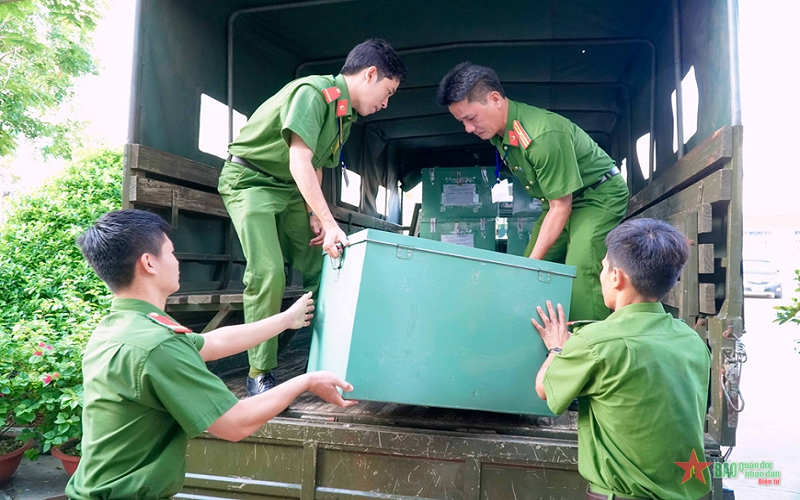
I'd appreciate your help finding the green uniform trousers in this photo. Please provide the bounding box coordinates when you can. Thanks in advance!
[524,175,629,322]
[218,162,323,373]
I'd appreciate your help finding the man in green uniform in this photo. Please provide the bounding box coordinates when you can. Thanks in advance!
[437,62,629,321]
[532,218,712,500]
[66,209,356,499]
[219,39,407,395]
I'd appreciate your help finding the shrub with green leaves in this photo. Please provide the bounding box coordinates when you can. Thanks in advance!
[3,319,89,456]
[0,148,121,332]
[774,269,800,326]
[0,148,121,456]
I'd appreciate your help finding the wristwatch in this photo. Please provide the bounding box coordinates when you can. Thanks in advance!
[548,347,563,355]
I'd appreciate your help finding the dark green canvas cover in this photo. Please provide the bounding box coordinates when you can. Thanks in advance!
[130,0,740,224]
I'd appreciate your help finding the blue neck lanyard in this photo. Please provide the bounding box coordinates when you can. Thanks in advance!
[495,148,509,184]
[337,117,349,186]
[333,76,349,186]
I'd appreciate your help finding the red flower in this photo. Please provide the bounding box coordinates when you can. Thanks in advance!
[53,372,60,378]
[45,344,53,350]
[38,342,45,347]
[33,351,43,356]
[42,374,52,386]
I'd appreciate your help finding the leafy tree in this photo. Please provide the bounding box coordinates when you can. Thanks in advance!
[0,0,101,158]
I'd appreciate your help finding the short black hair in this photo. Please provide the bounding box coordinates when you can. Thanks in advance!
[341,38,407,83]
[605,218,690,300]
[76,209,172,292]
[436,62,506,106]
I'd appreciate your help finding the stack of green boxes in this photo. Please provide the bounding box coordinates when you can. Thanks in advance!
[418,167,497,251]
[507,176,544,256]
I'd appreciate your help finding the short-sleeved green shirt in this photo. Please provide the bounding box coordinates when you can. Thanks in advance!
[65,299,239,500]
[543,302,711,500]
[490,99,616,202]
[228,74,358,181]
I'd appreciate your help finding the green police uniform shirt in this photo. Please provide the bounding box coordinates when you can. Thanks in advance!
[543,302,711,500]
[228,74,358,181]
[490,99,615,203]
[65,299,239,500]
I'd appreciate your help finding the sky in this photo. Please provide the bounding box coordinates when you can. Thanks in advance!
[737,0,800,217]
[5,0,800,218]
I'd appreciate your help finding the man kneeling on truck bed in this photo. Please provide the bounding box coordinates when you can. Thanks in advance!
[532,218,712,500]
[66,209,356,500]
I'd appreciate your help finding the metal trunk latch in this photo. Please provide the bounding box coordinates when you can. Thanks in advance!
[329,244,345,281]
[396,245,414,260]
[538,271,552,284]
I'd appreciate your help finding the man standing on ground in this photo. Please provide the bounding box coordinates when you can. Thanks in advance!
[437,62,629,321]
[219,39,407,395]
[66,209,356,499]
[532,218,711,500]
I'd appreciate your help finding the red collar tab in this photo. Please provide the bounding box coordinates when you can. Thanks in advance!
[147,312,192,334]
[321,86,341,104]
[507,130,519,147]
[336,99,349,117]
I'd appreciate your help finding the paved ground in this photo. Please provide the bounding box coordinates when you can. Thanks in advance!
[2,296,798,499]
[0,454,68,500]
[722,295,800,499]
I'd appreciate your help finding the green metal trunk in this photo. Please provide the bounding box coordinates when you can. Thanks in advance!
[307,229,575,415]
[418,218,497,251]
[421,167,498,219]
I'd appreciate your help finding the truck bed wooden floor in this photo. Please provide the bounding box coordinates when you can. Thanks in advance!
[217,327,578,438]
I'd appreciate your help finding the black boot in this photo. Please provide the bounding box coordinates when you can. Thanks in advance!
[246,372,278,396]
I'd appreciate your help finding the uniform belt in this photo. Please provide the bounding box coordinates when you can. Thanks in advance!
[586,484,650,500]
[575,166,621,198]
[589,166,621,190]
[227,154,264,174]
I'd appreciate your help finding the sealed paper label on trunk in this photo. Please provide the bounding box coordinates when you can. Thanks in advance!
[442,184,479,206]
[441,234,475,247]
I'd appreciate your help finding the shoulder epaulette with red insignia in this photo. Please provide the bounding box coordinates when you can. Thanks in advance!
[566,320,599,333]
[147,312,192,334]
[321,86,341,104]
[512,120,532,149]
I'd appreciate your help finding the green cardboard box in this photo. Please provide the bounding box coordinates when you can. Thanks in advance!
[507,217,540,256]
[418,217,497,251]
[421,167,498,219]
[512,176,544,217]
